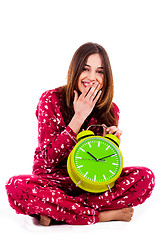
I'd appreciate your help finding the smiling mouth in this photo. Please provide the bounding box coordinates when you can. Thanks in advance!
[82,81,94,88]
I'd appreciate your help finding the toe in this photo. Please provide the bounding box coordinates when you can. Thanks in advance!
[40,215,51,226]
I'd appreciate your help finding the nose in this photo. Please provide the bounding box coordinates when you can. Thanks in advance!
[88,70,96,82]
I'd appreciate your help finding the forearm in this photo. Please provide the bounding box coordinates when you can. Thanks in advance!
[68,114,85,135]
[69,84,102,134]
[33,125,77,174]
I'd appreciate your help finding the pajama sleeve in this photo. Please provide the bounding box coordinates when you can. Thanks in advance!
[112,102,120,126]
[33,90,77,175]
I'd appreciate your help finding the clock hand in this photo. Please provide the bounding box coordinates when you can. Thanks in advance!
[87,152,98,161]
[81,158,106,162]
[98,154,116,161]
[80,158,98,161]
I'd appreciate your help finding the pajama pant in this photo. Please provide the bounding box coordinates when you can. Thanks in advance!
[5,166,155,225]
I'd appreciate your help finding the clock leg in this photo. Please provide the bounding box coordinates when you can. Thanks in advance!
[107,185,112,193]
[76,180,82,187]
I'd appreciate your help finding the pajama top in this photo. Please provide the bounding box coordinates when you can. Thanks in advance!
[5,87,155,225]
[33,87,120,194]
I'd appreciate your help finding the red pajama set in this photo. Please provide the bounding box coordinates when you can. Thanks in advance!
[6,88,155,225]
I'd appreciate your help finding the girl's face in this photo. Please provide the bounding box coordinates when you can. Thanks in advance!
[78,53,104,93]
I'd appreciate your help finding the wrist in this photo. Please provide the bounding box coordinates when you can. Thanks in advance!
[73,113,86,124]
[68,114,85,135]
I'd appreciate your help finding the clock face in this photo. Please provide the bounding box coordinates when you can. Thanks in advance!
[74,137,122,183]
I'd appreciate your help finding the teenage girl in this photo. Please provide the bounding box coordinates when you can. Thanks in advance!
[6,42,155,226]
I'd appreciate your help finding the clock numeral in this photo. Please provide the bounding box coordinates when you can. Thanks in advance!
[88,142,91,148]
[106,146,110,151]
[98,141,100,147]
[109,170,114,175]
[84,172,88,177]
[79,147,85,152]
[112,163,118,165]
[111,154,116,157]
[77,165,83,169]
[103,174,106,181]
[75,157,82,159]
[94,175,96,181]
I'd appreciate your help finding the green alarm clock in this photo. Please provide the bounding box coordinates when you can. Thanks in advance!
[67,125,123,193]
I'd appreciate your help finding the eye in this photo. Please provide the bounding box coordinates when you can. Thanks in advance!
[83,68,89,72]
[97,70,104,74]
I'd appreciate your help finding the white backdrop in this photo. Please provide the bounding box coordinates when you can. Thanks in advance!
[0,0,159,239]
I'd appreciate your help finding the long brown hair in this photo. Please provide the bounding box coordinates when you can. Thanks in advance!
[60,42,118,128]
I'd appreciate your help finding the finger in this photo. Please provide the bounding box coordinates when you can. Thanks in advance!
[92,90,102,103]
[102,124,108,137]
[102,124,108,128]
[84,87,92,97]
[73,90,79,103]
[115,130,122,139]
[107,126,118,134]
[87,83,100,99]
[81,84,93,97]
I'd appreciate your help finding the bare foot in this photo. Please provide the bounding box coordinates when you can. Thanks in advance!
[40,215,52,226]
[98,208,134,222]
